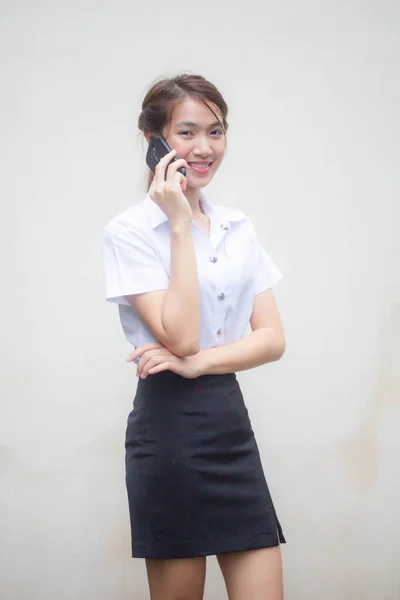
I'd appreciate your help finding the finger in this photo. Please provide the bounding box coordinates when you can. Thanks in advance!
[136,349,162,374]
[127,351,139,362]
[136,344,176,377]
[136,349,170,376]
[147,361,174,376]
[154,150,176,185]
[127,344,152,362]
[140,355,169,379]
[148,360,187,377]
[126,342,163,362]
[165,158,188,184]
[173,171,187,193]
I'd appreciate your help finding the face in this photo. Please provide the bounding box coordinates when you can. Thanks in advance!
[163,97,226,189]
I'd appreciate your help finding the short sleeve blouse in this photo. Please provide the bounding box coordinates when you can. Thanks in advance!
[102,192,282,351]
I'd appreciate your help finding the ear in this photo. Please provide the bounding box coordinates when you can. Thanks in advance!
[143,131,151,143]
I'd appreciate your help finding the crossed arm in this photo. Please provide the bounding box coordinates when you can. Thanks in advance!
[125,220,284,376]
[127,287,285,378]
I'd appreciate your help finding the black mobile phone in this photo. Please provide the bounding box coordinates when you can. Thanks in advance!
[146,136,186,178]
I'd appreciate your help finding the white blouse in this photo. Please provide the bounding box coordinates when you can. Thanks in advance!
[102,192,282,356]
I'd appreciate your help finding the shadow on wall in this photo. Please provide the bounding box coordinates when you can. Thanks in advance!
[343,302,400,492]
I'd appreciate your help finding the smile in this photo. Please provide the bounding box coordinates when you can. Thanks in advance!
[188,162,213,174]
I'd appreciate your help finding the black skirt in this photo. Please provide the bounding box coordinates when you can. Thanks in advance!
[125,370,286,559]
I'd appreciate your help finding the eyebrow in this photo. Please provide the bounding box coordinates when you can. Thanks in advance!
[175,121,223,129]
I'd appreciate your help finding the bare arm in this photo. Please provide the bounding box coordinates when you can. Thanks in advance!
[196,289,285,374]
[127,219,200,357]
[126,151,201,358]
[127,289,285,377]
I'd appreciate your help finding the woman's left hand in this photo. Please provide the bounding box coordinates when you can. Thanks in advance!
[126,342,205,380]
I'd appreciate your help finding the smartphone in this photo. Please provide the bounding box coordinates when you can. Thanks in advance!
[146,136,186,178]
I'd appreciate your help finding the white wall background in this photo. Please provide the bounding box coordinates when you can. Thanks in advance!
[1,1,399,599]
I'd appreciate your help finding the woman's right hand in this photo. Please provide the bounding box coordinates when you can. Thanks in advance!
[150,150,192,223]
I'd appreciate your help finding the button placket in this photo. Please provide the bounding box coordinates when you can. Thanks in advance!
[209,223,230,341]
[214,269,227,341]
[211,221,230,251]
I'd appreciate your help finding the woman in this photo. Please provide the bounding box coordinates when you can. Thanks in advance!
[102,73,286,600]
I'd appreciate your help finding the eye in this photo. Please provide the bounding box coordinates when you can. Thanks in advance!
[210,129,224,136]
[179,130,193,137]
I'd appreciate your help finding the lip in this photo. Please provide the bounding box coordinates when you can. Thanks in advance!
[188,162,213,175]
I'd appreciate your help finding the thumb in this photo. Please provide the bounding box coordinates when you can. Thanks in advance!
[165,360,184,376]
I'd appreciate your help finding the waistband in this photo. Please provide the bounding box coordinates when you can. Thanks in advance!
[137,370,237,392]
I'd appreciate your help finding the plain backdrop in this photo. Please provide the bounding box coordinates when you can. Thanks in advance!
[0,1,399,599]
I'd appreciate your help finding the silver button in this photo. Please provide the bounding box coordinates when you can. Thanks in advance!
[217,328,223,336]
[218,293,225,301]
[220,223,229,230]
[210,256,218,263]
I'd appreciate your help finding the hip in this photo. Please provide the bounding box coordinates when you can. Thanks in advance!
[126,370,255,463]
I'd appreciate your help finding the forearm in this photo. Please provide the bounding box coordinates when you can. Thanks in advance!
[197,327,285,375]
[162,220,200,355]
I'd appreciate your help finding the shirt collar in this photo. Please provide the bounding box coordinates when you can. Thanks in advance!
[144,191,246,229]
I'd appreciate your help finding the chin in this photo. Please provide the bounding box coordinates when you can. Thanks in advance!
[186,171,217,189]
[187,179,212,190]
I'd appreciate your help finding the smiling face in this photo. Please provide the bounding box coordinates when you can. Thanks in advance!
[163,97,226,190]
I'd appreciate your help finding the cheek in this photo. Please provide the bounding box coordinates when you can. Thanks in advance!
[164,134,185,156]
[213,140,226,160]
[170,136,193,159]
[174,141,188,158]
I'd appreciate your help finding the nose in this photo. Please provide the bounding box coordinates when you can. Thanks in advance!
[193,135,212,157]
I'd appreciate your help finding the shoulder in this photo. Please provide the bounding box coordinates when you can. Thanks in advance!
[103,198,152,242]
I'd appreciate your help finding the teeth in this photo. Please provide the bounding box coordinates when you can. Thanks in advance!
[190,163,211,168]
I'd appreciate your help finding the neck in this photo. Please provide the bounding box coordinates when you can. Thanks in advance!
[184,186,204,217]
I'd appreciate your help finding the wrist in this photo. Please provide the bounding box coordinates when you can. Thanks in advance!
[195,350,210,376]
[169,218,192,234]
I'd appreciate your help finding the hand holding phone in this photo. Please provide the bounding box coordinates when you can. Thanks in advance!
[146,137,191,223]
[146,136,187,178]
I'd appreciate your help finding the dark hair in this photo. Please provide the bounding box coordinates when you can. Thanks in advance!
[138,73,229,188]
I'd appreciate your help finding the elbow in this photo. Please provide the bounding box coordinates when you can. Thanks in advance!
[164,335,200,358]
[173,340,201,358]
[170,324,201,357]
[274,333,286,361]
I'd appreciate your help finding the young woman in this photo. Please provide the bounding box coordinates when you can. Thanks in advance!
[102,73,286,600]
